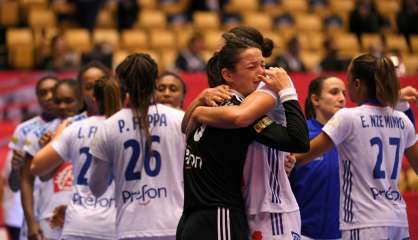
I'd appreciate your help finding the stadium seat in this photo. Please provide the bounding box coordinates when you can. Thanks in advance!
[386,34,409,53]
[282,0,308,13]
[149,29,176,50]
[224,0,259,13]
[298,32,325,52]
[64,28,92,53]
[175,27,194,50]
[410,35,418,53]
[403,54,418,74]
[6,28,34,68]
[120,29,148,52]
[96,8,116,28]
[28,8,56,29]
[136,10,167,29]
[243,13,273,32]
[112,49,129,69]
[300,50,322,71]
[138,0,157,10]
[376,0,400,17]
[160,50,177,71]
[361,33,382,51]
[334,33,360,58]
[295,14,322,32]
[203,30,224,51]
[193,11,220,30]
[0,1,19,27]
[93,29,119,50]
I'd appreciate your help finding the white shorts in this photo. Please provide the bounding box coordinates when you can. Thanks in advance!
[341,226,409,240]
[248,211,301,240]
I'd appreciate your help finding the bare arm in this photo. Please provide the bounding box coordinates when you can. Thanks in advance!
[20,153,44,240]
[31,142,64,177]
[181,85,231,133]
[89,156,112,198]
[405,142,418,174]
[295,132,335,166]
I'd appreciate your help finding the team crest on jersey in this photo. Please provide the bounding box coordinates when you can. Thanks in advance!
[291,231,301,240]
[53,162,73,193]
[193,124,206,142]
[251,230,263,240]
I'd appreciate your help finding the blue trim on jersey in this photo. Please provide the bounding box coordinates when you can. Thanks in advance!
[289,119,341,239]
[343,160,354,223]
[267,148,281,204]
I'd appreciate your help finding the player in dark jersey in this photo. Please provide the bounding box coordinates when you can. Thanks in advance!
[176,34,309,240]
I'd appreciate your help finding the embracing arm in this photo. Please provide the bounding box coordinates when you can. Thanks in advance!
[405,142,418,174]
[295,132,334,166]
[254,100,309,153]
[89,156,112,198]
[31,143,64,177]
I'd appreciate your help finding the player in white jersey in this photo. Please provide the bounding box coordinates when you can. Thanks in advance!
[9,76,59,240]
[21,79,84,240]
[30,77,122,240]
[296,54,418,240]
[89,53,186,240]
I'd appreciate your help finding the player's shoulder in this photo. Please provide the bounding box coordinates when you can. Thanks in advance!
[15,115,43,132]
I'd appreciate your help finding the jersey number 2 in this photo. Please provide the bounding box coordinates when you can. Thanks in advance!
[370,137,400,179]
[124,135,161,181]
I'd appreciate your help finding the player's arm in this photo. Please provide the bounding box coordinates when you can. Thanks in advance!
[251,99,309,153]
[8,149,25,192]
[181,85,231,132]
[89,156,112,198]
[20,153,44,240]
[405,141,418,174]
[31,142,64,177]
[191,91,276,129]
[294,132,334,166]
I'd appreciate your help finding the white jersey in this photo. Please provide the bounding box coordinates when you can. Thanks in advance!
[9,115,47,151]
[90,105,186,239]
[322,105,417,230]
[243,82,299,215]
[52,116,116,239]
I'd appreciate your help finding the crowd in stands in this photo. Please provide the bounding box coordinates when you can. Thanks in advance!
[0,0,417,73]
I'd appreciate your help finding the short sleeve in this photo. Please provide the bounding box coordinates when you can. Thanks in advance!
[256,82,278,102]
[90,122,109,163]
[51,125,74,162]
[322,108,352,146]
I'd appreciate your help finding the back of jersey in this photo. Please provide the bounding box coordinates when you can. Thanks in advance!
[323,105,417,230]
[92,104,185,239]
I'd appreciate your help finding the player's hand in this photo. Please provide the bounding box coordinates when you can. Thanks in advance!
[38,132,53,147]
[185,112,200,138]
[399,86,418,103]
[259,67,293,92]
[28,222,45,240]
[199,85,231,107]
[49,204,67,229]
[11,150,25,170]
[284,154,296,176]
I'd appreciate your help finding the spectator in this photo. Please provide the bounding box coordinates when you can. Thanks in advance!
[71,0,105,31]
[117,0,139,30]
[349,0,388,38]
[39,34,80,71]
[81,42,113,69]
[397,0,418,46]
[319,38,350,71]
[175,33,206,72]
[272,36,307,72]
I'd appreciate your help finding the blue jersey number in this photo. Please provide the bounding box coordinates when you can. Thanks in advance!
[124,135,161,181]
[77,147,93,185]
[370,137,401,179]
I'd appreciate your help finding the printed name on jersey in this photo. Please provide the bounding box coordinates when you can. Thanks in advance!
[118,113,168,133]
[370,186,402,201]
[360,114,406,129]
[72,192,115,208]
[193,125,206,142]
[184,147,203,169]
[253,117,273,133]
[53,162,73,192]
[122,184,167,205]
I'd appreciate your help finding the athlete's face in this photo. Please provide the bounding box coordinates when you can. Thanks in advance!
[223,48,265,97]
[81,67,106,101]
[313,77,346,122]
[155,75,185,109]
[54,84,81,119]
[37,78,58,115]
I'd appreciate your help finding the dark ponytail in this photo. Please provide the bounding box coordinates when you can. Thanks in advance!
[93,76,122,118]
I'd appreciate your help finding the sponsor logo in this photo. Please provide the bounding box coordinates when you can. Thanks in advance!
[370,186,402,201]
[193,125,206,142]
[53,162,73,193]
[184,147,203,169]
[72,192,115,208]
[122,184,167,205]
